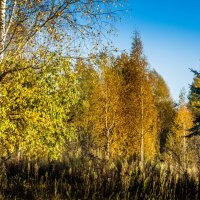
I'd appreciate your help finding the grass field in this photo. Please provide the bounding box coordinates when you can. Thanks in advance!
[0,156,199,200]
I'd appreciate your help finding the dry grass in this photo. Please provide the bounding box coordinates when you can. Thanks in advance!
[0,156,199,199]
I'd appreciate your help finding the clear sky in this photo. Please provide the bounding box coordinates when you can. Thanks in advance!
[113,0,200,102]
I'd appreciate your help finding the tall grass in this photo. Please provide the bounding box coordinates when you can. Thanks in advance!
[0,156,199,199]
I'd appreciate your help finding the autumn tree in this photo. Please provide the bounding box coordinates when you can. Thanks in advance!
[74,53,123,158]
[0,0,125,161]
[165,90,194,171]
[0,0,125,61]
[74,58,99,155]
[149,69,175,153]
[91,54,124,158]
[117,34,159,162]
[0,52,78,160]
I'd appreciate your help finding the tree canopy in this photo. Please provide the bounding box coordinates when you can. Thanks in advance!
[0,0,124,60]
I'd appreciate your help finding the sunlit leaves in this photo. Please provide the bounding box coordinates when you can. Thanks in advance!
[2,0,125,59]
[0,52,78,159]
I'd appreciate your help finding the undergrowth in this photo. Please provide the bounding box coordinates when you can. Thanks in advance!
[0,157,199,199]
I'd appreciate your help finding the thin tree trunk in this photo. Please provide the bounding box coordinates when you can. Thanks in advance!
[140,84,144,169]
[105,84,110,158]
[183,121,187,171]
[0,0,6,61]
[16,146,21,163]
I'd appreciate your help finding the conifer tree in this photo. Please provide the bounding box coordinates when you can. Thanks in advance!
[188,69,200,137]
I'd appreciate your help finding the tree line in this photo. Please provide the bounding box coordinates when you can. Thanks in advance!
[0,32,199,171]
[73,34,200,170]
[0,1,199,172]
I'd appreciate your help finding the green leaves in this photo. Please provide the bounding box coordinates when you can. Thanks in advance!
[0,53,78,160]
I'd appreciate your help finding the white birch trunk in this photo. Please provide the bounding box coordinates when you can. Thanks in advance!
[105,84,110,158]
[104,83,115,159]
[140,84,144,169]
[183,121,187,171]
[0,0,6,61]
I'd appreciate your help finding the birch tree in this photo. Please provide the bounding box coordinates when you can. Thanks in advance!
[0,53,79,160]
[0,0,124,61]
[149,69,175,153]
[117,34,159,161]
[90,54,122,158]
[74,59,99,155]
[165,90,194,171]
[0,0,6,60]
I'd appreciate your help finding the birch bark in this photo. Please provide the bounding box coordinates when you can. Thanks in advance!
[0,0,6,61]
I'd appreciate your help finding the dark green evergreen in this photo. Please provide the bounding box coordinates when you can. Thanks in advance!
[187,69,200,137]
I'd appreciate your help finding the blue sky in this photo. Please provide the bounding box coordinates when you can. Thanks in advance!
[113,0,200,102]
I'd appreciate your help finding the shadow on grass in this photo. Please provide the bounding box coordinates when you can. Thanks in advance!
[0,158,199,199]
